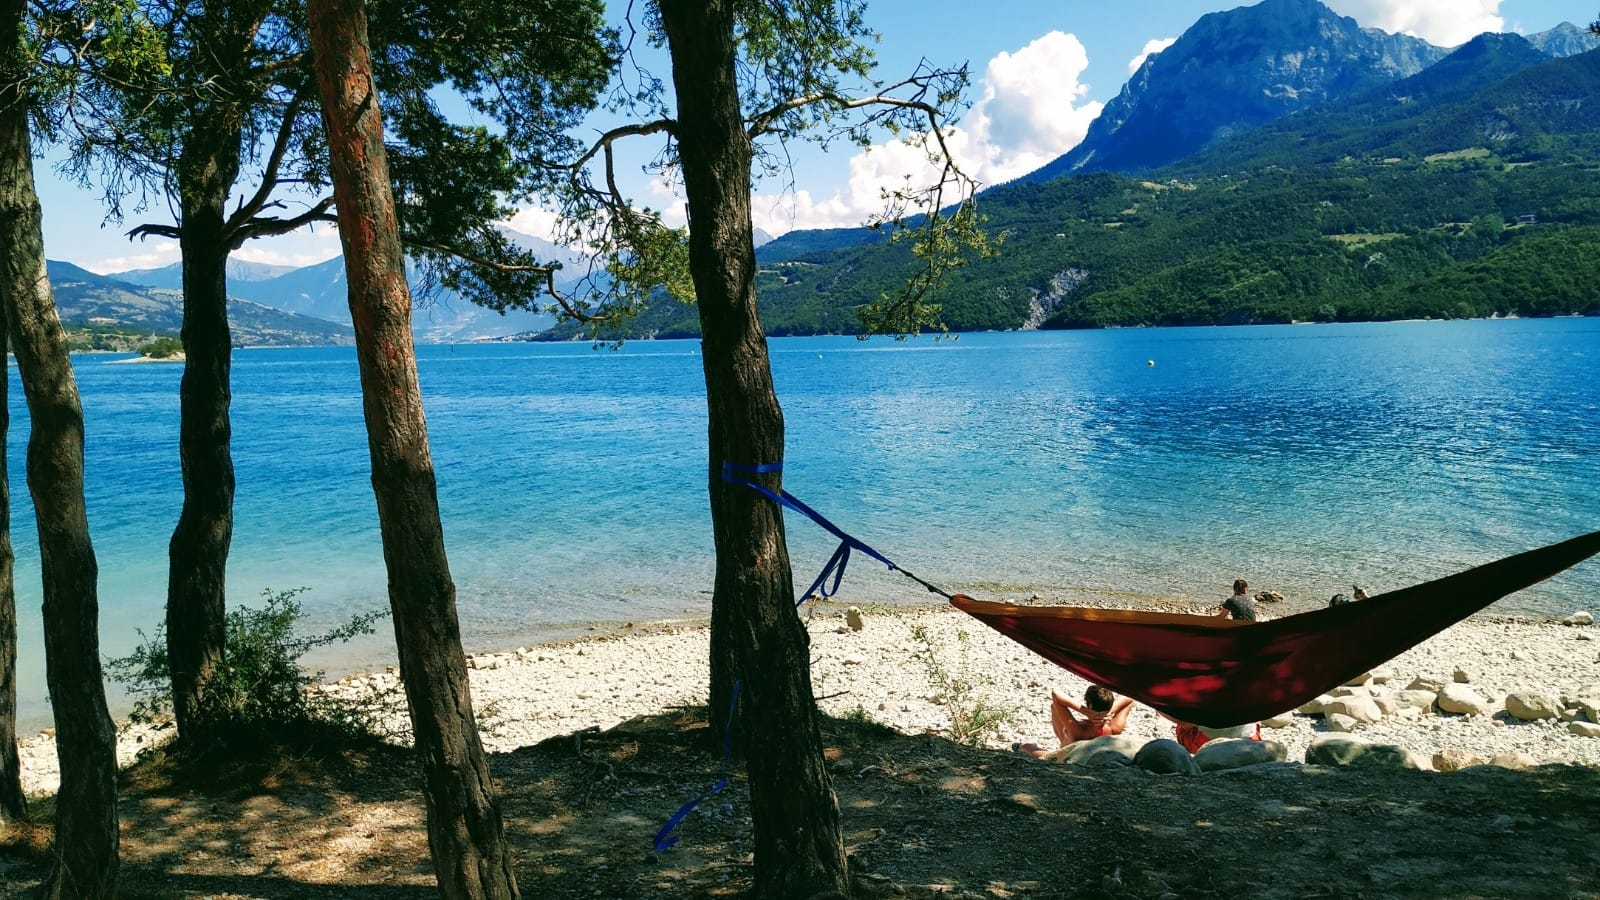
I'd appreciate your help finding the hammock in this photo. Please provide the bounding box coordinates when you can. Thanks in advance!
[952,529,1600,728]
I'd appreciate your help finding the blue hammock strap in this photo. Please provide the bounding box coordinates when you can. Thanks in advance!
[720,460,952,601]
[655,678,742,852]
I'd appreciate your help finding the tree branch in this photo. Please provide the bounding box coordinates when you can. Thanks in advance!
[404,238,618,324]
[126,223,181,241]
[229,196,337,247]
[225,83,312,238]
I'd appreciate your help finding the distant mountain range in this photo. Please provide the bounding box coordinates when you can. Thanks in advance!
[53,225,582,346]
[49,261,355,347]
[51,0,1600,346]
[536,0,1600,340]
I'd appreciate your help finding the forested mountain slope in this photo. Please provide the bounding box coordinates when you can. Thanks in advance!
[535,44,1600,340]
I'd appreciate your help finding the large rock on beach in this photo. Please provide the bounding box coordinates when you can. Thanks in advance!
[1133,739,1200,775]
[1504,691,1562,721]
[1562,686,1600,722]
[1562,611,1594,626]
[1050,735,1142,768]
[1305,735,1427,770]
[1432,748,1485,772]
[1195,738,1286,771]
[1569,721,1600,739]
[1298,694,1333,715]
[1391,689,1439,712]
[1407,675,1447,693]
[1486,752,1540,770]
[1321,694,1383,723]
[1437,683,1495,716]
[1325,713,1361,733]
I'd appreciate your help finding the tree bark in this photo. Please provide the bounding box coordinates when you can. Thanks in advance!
[166,123,240,742]
[308,1,518,897]
[0,122,23,824]
[658,2,850,897]
[0,0,119,888]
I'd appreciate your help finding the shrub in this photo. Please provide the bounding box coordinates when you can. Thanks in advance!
[909,623,1013,748]
[138,336,183,358]
[108,588,392,748]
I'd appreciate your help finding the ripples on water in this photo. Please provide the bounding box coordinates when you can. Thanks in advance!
[6,317,1598,727]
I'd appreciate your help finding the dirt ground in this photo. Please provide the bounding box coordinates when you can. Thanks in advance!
[3,710,1599,899]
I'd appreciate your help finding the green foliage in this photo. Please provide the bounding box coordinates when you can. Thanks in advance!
[138,335,182,358]
[909,624,1012,748]
[107,588,391,746]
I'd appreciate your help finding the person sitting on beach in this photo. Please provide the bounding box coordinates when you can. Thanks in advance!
[1216,578,1257,621]
[1013,685,1134,758]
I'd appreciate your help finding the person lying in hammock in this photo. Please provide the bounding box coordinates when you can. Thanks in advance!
[1159,710,1262,754]
[1013,685,1134,758]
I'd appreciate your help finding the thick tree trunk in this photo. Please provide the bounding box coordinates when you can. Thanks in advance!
[0,0,119,889]
[166,130,240,741]
[308,1,518,897]
[0,159,23,825]
[658,2,850,897]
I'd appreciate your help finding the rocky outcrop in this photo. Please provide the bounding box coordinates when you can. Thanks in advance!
[1022,0,1446,179]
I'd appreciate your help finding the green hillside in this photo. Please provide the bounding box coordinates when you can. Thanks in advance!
[538,44,1600,340]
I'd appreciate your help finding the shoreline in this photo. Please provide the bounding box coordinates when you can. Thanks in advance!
[15,597,1599,797]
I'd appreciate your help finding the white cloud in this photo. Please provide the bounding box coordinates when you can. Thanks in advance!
[1325,0,1503,47]
[1129,38,1177,75]
[504,206,564,242]
[87,241,182,275]
[751,31,1104,235]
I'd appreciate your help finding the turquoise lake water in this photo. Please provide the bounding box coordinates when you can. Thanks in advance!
[7,317,1600,729]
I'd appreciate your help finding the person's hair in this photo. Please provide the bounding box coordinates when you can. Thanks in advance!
[1084,685,1114,712]
[1232,578,1249,595]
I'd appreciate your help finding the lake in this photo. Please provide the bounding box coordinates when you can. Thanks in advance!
[7,317,1599,730]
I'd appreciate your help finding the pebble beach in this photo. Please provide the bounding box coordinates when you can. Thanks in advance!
[14,598,1600,797]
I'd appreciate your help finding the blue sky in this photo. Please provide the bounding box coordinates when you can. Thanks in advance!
[34,0,1599,274]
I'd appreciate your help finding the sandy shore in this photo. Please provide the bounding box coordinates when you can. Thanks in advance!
[15,598,1600,796]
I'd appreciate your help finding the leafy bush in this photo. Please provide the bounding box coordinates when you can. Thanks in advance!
[909,624,1013,748]
[108,588,392,747]
[138,335,184,358]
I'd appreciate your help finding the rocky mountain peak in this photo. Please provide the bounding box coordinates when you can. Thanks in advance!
[1021,0,1447,180]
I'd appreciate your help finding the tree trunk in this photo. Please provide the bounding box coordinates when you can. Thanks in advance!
[308,1,517,897]
[165,92,244,745]
[0,130,23,824]
[658,2,850,897]
[0,0,120,888]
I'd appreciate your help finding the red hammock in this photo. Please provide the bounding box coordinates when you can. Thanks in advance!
[952,529,1600,728]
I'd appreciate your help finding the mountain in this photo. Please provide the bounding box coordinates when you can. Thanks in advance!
[1168,32,1560,173]
[108,226,583,342]
[1526,22,1600,58]
[48,261,354,346]
[1021,0,1447,181]
[114,258,301,289]
[566,44,1600,339]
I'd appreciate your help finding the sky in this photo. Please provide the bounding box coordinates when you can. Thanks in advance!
[33,0,1600,275]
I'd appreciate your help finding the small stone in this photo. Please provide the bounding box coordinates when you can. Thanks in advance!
[1325,713,1361,733]
[1562,611,1594,626]
[1261,713,1296,728]
[1569,721,1600,739]
[1194,738,1286,771]
[1134,739,1200,775]
[1453,667,1473,684]
[846,606,865,632]
[1577,633,1593,642]
[1407,675,1446,692]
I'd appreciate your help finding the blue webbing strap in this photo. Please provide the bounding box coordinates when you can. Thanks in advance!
[720,460,952,602]
[654,678,742,852]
